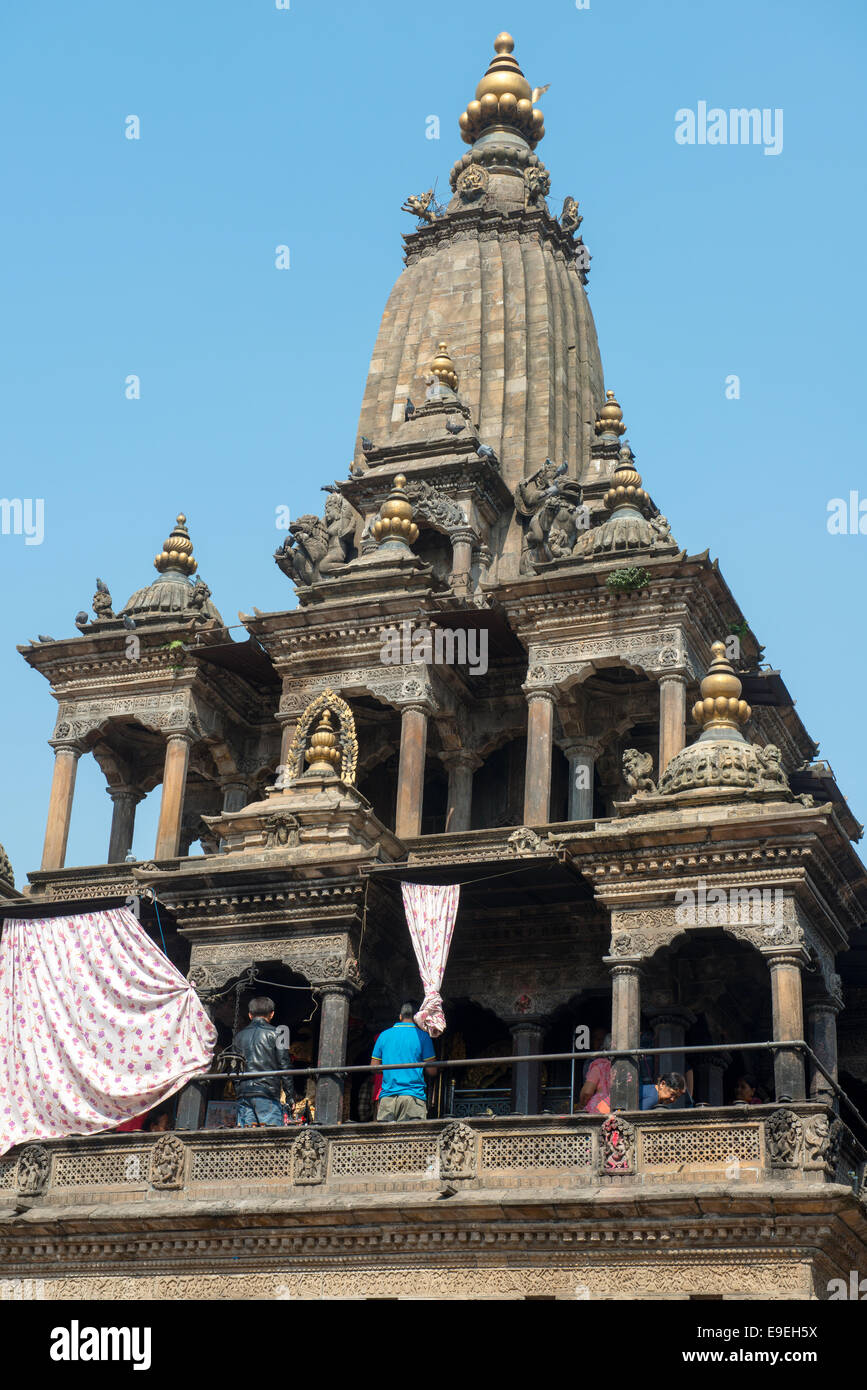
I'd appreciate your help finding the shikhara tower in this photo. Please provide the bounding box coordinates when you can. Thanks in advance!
[3,33,867,1300]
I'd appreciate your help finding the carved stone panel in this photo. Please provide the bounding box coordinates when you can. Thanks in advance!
[438,1121,477,1179]
[16,1144,50,1196]
[292,1128,327,1185]
[149,1134,187,1190]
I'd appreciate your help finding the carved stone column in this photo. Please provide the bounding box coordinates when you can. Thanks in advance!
[510,1020,544,1116]
[693,1051,730,1107]
[523,689,556,825]
[768,950,807,1102]
[449,526,476,598]
[608,962,642,1110]
[155,733,193,861]
[806,996,841,1104]
[441,750,481,833]
[315,983,354,1126]
[278,718,299,772]
[561,737,599,822]
[395,704,429,840]
[648,1008,694,1079]
[41,743,83,871]
[106,785,144,864]
[658,673,687,777]
[220,779,250,815]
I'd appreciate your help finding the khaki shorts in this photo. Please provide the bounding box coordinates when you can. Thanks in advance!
[376,1094,427,1122]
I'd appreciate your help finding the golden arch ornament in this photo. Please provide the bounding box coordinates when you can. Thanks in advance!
[286,689,358,785]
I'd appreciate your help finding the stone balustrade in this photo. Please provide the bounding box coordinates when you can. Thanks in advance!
[2,1106,862,1210]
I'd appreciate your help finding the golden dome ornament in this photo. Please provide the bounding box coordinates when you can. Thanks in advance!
[154,513,198,576]
[304,710,341,776]
[459,33,546,148]
[595,390,627,439]
[692,641,752,737]
[372,475,419,550]
[430,342,459,394]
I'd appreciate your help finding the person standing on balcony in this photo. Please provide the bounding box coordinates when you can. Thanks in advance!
[371,1003,437,1121]
[234,996,294,1127]
[640,1072,687,1109]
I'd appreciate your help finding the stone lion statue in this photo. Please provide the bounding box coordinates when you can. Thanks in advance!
[274,515,328,586]
[623,748,657,796]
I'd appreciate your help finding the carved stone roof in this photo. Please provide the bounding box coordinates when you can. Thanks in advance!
[120,572,223,625]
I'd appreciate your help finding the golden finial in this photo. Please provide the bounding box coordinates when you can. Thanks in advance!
[692,641,752,735]
[595,390,627,438]
[304,709,341,775]
[372,475,419,549]
[154,513,197,576]
[459,33,545,148]
[602,443,650,516]
[430,342,459,393]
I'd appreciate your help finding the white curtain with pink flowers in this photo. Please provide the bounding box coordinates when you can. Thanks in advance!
[400,882,461,1037]
[0,906,216,1155]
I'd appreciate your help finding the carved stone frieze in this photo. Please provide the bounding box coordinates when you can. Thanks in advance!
[438,1122,477,1179]
[16,1145,50,1197]
[766,1109,802,1168]
[600,1115,635,1174]
[292,1128,327,1185]
[190,936,354,989]
[528,630,693,681]
[149,1134,187,1190]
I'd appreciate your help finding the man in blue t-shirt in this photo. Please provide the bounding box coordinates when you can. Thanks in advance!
[371,1003,437,1121]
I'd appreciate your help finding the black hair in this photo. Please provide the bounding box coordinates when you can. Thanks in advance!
[399,1002,416,1020]
[249,996,276,1018]
[738,1073,758,1089]
[657,1071,686,1091]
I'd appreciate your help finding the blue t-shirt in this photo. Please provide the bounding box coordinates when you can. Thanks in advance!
[372,1022,435,1099]
[641,1083,660,1109]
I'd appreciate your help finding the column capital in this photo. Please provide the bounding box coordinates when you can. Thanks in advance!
[805,994,844,1018]
[559,736,602,759]
[765,948,810,970]
[398,699,434,717]
[450,525,479,546]
[105,784,145,806]
[605,959,644,978]
[647,1007,696,1030]
[164,729,196,747]
[657,671,688,688]
[522,684,557,705]
[439,748,483,773]
[312,980,358,1000]
[508,1018,546,1036]
[48,739,85,757]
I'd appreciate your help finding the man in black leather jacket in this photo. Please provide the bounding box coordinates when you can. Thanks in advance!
[234,996,294,1127]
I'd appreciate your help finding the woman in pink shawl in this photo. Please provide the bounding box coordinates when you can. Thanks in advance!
[579,1033,612,1114]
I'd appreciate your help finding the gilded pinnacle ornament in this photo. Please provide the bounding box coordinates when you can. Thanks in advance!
[692,640,751,738]
[304,710,341,775]
[459,33,546,148]
[154,514,198,576]
[372,475,419,549]
[603,443,651,518]
[595,390,627,438]
[430,342,459,394]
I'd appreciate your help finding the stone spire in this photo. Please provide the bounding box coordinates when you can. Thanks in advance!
[459,33,545,149]
[155,514,198,577]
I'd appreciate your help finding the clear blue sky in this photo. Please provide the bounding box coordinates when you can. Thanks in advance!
[1,0,864,879]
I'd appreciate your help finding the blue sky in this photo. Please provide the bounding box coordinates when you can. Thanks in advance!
[1,0,865,879]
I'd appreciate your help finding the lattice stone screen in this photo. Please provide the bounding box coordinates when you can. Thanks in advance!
[0,1158,16,1189]
[53,1148,151,1187]
[190,1144,294,1184]
[330,1139,438,1177]
[481,1132,593,1171]
[641,1125,761,1167]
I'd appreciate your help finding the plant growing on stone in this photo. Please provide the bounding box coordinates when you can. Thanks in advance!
[606,567,651,594]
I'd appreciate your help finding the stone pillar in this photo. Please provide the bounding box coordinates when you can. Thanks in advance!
[279,718,298,775]
[449,527,476,598]
[649,1009,693,1078]
[768,951,807,1102]
[154,734,192,861]
[510,1021,544,1116]
[220,779,250,814]
[694,1052,730,1107]
[395,704,429,840]
[658,674,687,777]
[315,984,353,1126]
[41,743,83,871]
[441,751,481,833]
[523,690,556,826]
[806,997,841,1104]
[561,738,599,822]
[106,786,144,864]
[609,962,642,1110]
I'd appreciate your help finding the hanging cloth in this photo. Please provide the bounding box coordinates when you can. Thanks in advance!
[400,882,460,1038]
[0,906,216,1154]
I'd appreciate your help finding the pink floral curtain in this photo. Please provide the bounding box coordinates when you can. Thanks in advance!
[400,882,460,1037]
[0,906,216,1155]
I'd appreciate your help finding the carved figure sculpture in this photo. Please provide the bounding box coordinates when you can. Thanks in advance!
[623,748,657,795]
[16,1144,50,1196]
[560,196,582,235]
[513,463,583,573]
[401,190,437,224]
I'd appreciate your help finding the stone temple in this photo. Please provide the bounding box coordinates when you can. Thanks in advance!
[2,33,867,1300]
